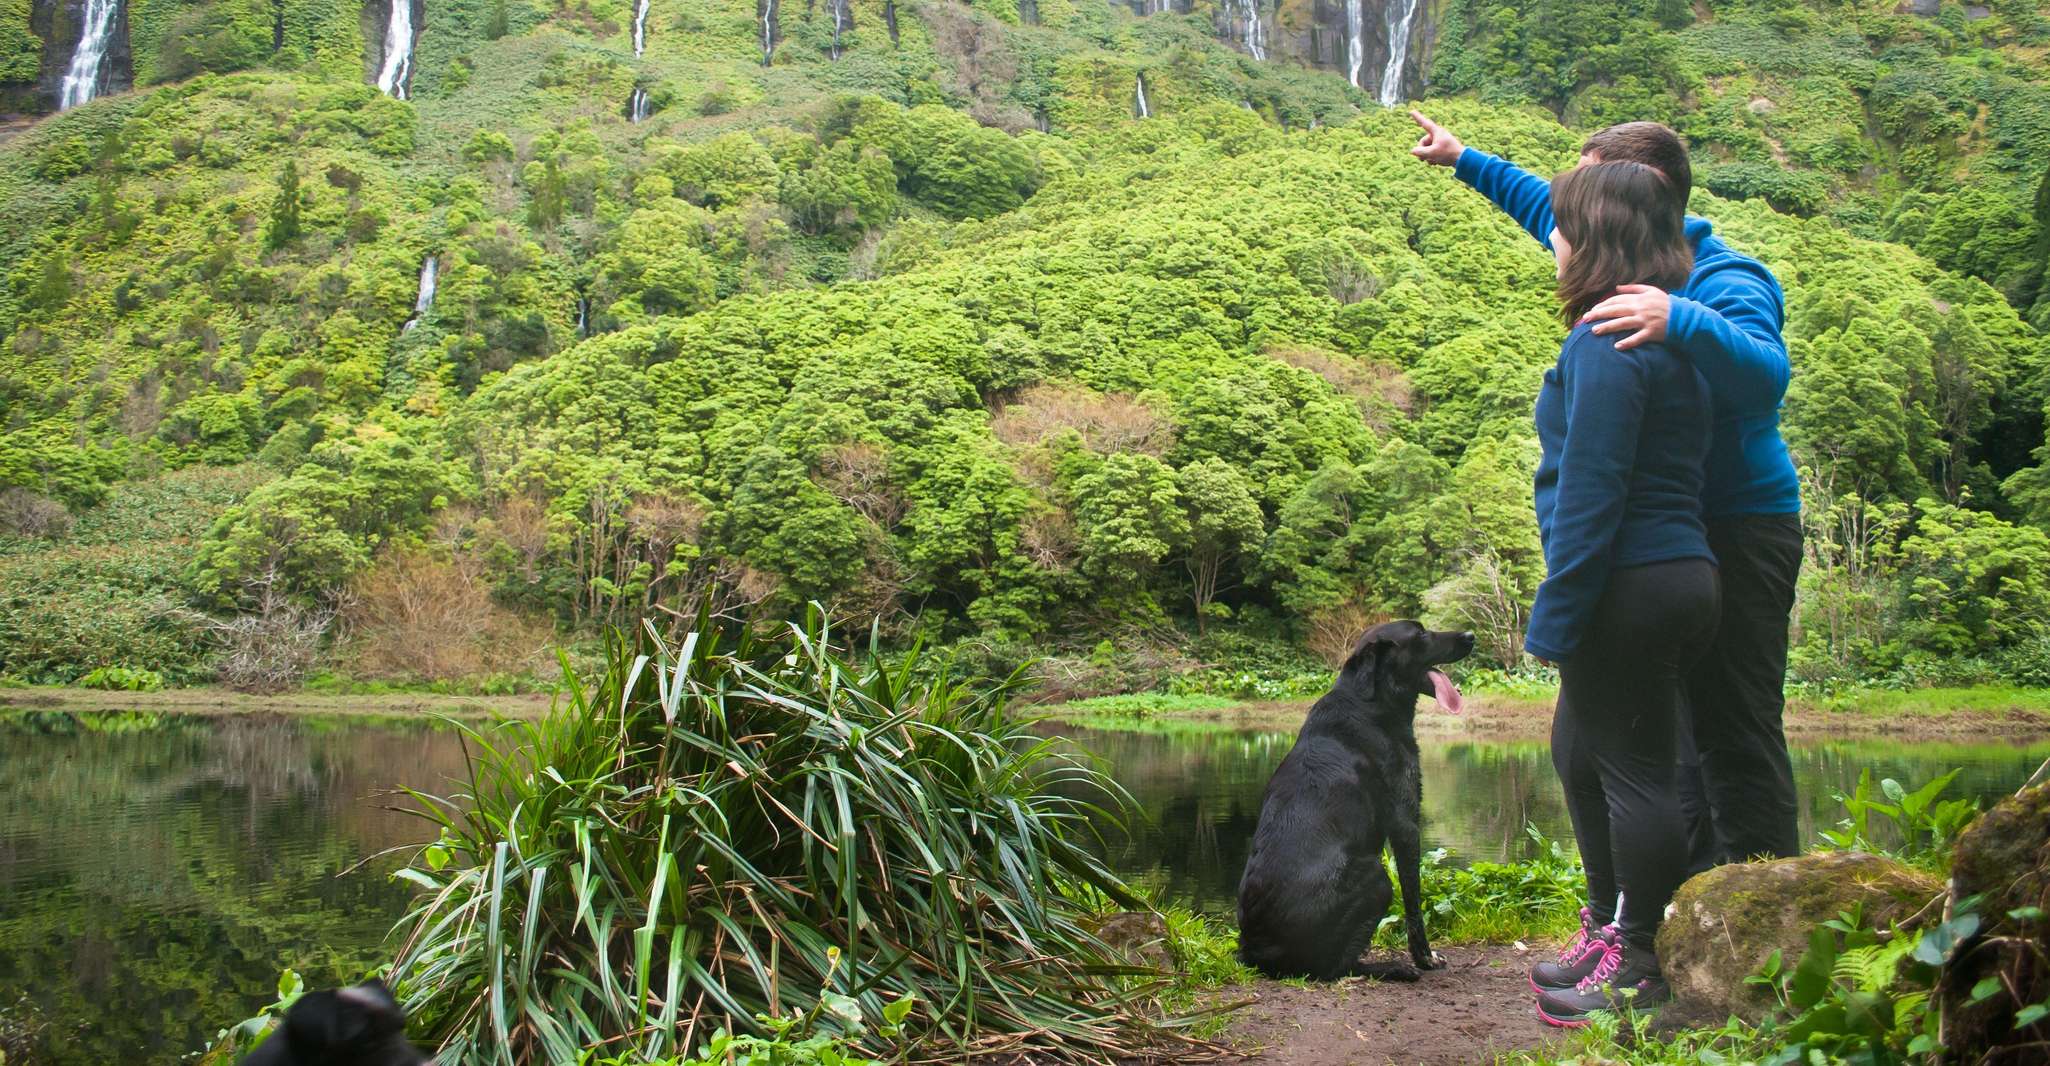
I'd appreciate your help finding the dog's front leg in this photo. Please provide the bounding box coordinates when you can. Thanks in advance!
[1391,823,1443,971]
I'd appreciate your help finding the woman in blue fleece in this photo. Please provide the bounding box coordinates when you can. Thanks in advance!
[1521,161,1720,1026]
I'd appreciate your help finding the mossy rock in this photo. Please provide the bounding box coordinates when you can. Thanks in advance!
[1656,851,1941,1025]
[1087,910,1176,973]
[1938,783,2050,1063]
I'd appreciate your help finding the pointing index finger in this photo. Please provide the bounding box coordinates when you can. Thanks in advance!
[1408,110,1438,134]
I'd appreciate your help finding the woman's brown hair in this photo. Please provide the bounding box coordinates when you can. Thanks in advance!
[1550,161,1694,325]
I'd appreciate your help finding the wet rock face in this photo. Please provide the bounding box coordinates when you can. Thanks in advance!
[1939,784,2050,1063]
[1655,851,1942,1025]
[21,0,133,113]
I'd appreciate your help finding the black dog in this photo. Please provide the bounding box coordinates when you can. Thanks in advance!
[1236,620,1474,980]
[239,980,426,1066]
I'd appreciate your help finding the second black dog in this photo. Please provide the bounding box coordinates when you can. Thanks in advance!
[1236,620,1474,980]
[238,980,427,1066]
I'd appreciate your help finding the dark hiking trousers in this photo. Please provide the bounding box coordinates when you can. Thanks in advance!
[1553,558,1721,950]
[1683,514,1804,867]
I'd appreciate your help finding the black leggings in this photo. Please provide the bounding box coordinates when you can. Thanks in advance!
[1552,558,1720,952]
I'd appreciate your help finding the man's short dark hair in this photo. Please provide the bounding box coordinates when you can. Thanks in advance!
[1581,122,1692,208]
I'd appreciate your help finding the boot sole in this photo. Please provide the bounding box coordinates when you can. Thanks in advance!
[1534,1000,1591,1029]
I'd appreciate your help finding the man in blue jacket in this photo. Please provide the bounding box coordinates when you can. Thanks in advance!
[1408,112,1804,870]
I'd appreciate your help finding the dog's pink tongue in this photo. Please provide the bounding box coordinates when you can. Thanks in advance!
[1428,670,1463,715]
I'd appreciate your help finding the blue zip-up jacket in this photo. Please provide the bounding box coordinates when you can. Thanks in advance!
[1526,325,1716,663]
[1454,148,1801,518]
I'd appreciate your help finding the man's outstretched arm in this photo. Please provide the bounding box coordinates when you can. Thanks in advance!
[1409,111,1555,249]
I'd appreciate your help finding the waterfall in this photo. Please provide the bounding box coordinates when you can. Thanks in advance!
[58,0,120,110]
[1378,0,1421,106]
[1134,73,1151,119]
[375,0,416,100]
[576,298,589,337]
[828,0,847,59]
[1237,0,1265,61]
[632,0,649,55]
[629,87,650,123]
[759,0,776,65]
[402,255,437,332]
[1343,0,1364,89]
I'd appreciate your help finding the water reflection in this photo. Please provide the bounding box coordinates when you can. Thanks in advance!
[0,710,2043,1060]
[1042,721,2050,914]
[0,712,477,1064]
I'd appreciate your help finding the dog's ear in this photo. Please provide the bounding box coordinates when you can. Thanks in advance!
[1342,632,1392,678]
[336,981,406,1037]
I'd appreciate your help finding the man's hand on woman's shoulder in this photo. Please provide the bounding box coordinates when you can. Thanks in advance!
[1585,284,1671,350]
[1408,111,1464,167]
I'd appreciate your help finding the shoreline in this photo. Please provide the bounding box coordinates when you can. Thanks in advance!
[1037,685,2050,743]
[6,682,2050,743]
[0,684,554,719]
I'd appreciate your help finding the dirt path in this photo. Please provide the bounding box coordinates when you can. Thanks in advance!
[1215,945,1564,1065]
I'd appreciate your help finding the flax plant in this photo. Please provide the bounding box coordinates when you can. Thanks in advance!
[388,604,1159,1064]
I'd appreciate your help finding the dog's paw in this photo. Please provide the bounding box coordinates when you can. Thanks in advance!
[1350,960,1424,982]
[1414,950,1448,971]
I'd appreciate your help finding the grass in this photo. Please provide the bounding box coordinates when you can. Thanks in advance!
[1789,684,2050,719]
[1035,692,1242,719]
[382,606,1182,1064]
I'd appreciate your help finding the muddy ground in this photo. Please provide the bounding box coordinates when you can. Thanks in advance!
[1213,944,1565,1065]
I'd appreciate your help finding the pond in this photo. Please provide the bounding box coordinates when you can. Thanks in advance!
[0,709,2044,1062]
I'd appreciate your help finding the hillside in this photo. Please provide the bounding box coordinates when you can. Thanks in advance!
[1,0,2048,694]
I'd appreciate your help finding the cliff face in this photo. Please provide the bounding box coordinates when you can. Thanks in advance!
[1205,0,1436,102]
[11,0,132,113]
[1,0,1436,118]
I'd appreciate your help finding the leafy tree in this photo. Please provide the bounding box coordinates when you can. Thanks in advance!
[263,159,303,252]
[1899,500,2050,656]
[1176,458,1265,630]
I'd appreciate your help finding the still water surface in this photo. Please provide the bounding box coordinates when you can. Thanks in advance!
[0,709,2043,1061]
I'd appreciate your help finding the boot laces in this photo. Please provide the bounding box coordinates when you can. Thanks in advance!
[1575,941,1622,993]
[1555,908,1595,962]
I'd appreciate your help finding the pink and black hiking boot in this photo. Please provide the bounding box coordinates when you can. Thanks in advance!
[1534,938,1671,1028]
[1528,908,1618,993]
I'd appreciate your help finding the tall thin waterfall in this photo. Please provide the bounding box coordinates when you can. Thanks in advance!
[828,0,848,59]
[1236,0,1265,61]
[759,0,776,65]
[1378,0,1421,106]
[629,87,650,123]
[631,0,649,55]
[1134,73,1151,119]
[58,0,120,110]
[1343,0,1364,89]
[375,0,416,100]
[576,298,589,337]
[402,255,437,332]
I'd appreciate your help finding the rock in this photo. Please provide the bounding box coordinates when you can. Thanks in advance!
[1894,0,1941,15]
[1656,851,1941,1025]
[1088,910,1177,973]
[1938,784,2050,1064]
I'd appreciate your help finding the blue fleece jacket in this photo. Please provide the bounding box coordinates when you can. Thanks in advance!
[1526,325,1716,663]
[1454,148,1801,518]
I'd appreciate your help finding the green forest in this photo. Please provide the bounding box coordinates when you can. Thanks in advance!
[3,0,2049,696]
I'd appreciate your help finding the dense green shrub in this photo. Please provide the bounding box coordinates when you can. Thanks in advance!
[389,612,1157,1062]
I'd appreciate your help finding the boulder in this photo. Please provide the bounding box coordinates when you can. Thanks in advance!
[1937,784,2050,1063]
[1656,851,1941,1025]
